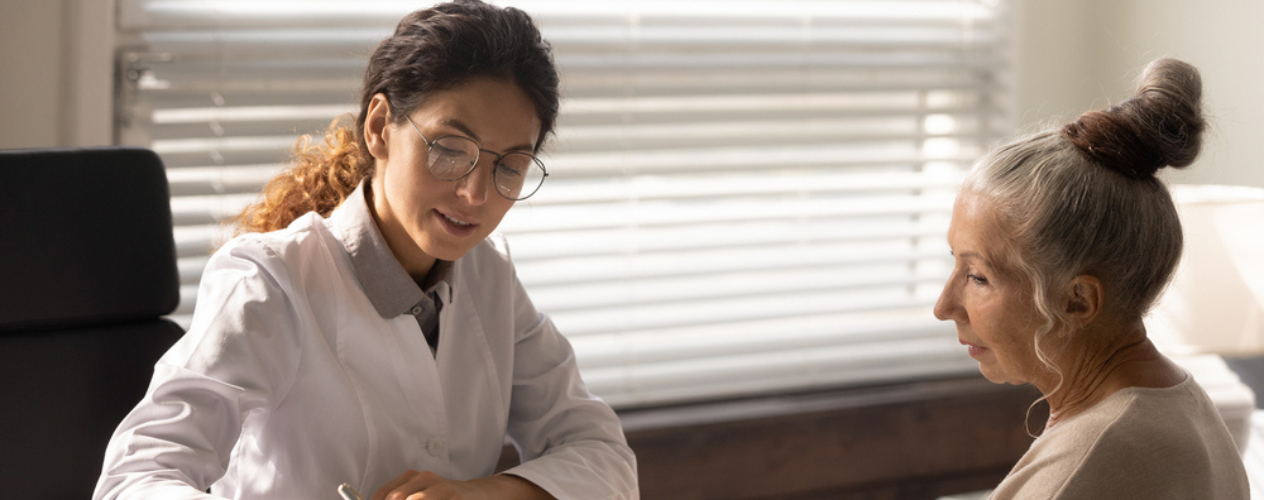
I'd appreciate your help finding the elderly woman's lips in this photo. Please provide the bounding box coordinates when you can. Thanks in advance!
[960,340,989,357]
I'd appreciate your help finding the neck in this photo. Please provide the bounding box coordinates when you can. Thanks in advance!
[368,177,437,280]
[1036,318,1181,429]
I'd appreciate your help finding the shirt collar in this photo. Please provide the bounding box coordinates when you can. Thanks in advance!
[328,180,453,318]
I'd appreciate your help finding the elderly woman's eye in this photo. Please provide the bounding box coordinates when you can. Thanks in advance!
[967,274,988,285]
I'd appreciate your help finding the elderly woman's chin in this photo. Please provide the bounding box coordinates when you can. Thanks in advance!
[975,357,1029,387]
[961,337,1041,386]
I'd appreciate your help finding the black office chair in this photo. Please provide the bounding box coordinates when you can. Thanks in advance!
[0,147,186,500]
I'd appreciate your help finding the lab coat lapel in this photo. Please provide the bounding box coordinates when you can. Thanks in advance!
[435,271,511,477]
[339,310,451,480]
[396,314,452,473]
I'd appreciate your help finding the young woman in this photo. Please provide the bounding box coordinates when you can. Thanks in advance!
[935,58,1248,499]
[93,2,637,499]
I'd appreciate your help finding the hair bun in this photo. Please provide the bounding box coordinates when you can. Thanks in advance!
[1061,58,1206,179]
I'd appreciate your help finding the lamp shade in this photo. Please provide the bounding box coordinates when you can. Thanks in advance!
[1147,185,1264,355]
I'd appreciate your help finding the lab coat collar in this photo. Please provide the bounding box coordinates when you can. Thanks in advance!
[327,181,453,318]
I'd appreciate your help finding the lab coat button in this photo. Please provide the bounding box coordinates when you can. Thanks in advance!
[410,305,424,315]
[426,440,443,457]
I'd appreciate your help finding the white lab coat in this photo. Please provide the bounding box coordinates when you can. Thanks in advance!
[93,199,637,499]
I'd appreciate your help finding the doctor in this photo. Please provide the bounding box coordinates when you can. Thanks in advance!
[93,2,638,499]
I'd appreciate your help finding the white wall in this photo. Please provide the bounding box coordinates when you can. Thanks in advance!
[1016,0,1264,188]
[1013,0,1099,126]
[3,1,1262,187]
[0,0,66,149]
[0,0,112,150]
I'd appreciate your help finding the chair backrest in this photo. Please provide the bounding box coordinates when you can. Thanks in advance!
[0,147,186,500]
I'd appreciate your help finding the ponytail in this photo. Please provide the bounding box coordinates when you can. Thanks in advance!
[234,118,373,234]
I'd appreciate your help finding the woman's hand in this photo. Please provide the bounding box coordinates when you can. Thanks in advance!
[371,470,553,500]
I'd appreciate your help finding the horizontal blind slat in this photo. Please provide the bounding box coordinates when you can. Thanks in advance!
[572,308,948,365]
[120,0,999,28]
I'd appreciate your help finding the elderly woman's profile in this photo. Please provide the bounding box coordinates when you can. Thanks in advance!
[935,58,1249,499]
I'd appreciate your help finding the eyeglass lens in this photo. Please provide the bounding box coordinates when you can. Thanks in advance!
[427,136,545,200]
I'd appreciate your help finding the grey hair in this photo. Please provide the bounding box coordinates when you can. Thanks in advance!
[961,58,1204,412]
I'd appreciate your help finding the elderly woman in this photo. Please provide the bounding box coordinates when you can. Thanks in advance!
[934,58,1249,499]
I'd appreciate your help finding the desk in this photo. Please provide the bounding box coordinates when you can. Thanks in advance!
[500,375,1040,499]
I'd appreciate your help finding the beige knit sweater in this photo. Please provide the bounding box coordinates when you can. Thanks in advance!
[990,373,1248,500]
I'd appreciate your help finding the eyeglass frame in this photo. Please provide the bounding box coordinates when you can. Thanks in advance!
[402,114,549,201]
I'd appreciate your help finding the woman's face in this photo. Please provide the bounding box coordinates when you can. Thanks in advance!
[370,77,541,268]
[934,194,1047,385]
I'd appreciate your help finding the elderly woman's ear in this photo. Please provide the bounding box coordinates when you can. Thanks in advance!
[1063,275,1103,325]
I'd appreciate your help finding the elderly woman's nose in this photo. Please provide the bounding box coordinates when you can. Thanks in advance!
[933,280,958,321]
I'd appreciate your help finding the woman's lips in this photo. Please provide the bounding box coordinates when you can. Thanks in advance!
[434,209,477,237]
[961,339,989,358]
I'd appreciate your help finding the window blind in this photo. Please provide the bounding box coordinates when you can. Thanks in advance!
[116,0,1013,408]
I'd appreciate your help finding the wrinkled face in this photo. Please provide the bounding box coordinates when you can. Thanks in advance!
[933,193,1047,385]
[373,77,541,263]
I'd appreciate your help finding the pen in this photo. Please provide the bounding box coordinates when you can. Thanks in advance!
[338,483,365,500]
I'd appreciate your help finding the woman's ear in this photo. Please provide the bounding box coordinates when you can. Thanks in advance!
[1064,275,1104,327]
[364,93,392,160]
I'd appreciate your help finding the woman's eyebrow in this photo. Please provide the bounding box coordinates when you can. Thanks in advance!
[438,118,535,152]
[439,118,481,142]
[955,251,994,267]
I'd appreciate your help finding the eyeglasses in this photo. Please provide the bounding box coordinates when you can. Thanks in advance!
[403,115,548,201]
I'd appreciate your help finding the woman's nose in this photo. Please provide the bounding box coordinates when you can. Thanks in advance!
[455,160,492,205]
[933,280,958,322]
